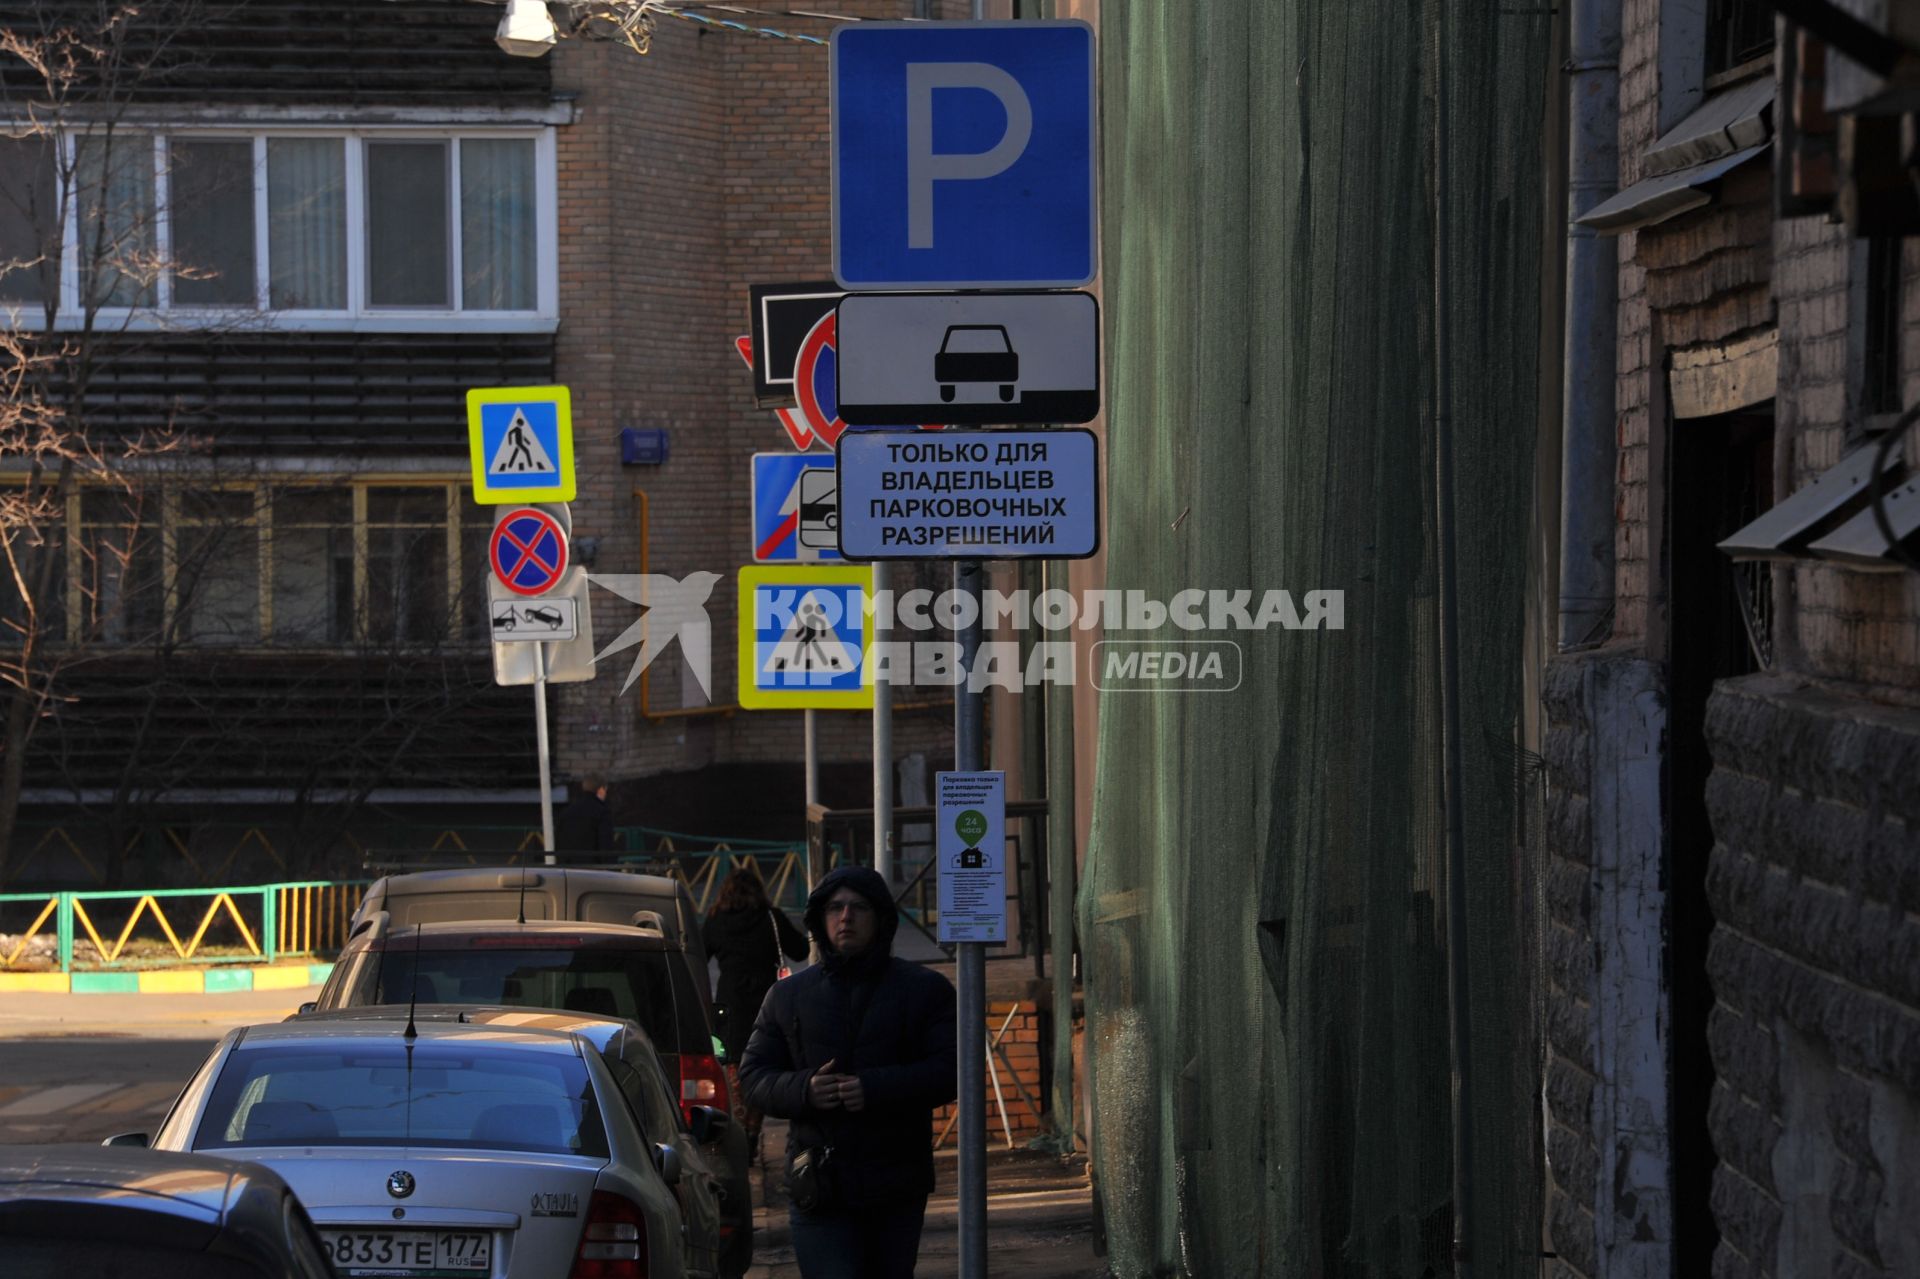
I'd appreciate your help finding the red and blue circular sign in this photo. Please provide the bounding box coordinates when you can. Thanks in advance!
[490,507,569,596]
[792,313,945,449]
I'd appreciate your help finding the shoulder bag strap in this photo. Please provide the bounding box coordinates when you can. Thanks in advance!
[769,908,793,979]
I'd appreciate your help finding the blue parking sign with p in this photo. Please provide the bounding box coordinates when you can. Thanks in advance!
[830,21,1096,290]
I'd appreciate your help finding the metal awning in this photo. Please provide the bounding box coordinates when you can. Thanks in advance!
[1807,473,1920,570]
[1719,435,1908,562]
[1578,78,1774,234]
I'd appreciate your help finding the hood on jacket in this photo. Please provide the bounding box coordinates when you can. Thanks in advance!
[804,865,898,969]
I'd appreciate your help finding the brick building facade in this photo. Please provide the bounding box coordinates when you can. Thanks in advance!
[543,3,961,838]
[1542,3,1920,1276]
[0,2,965,880]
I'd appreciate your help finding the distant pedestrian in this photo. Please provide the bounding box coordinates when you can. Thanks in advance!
[740,865,957,1279]
[553,775,615,851]
[702,869,809,1152]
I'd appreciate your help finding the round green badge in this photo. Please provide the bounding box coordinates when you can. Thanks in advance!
[955,809,988,845]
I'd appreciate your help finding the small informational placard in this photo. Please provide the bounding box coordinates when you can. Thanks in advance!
[837,428,1099,560]
[490,594,579,643]
[937,770,1006,944]
[835,291,1099,425]
[490,569,597,686]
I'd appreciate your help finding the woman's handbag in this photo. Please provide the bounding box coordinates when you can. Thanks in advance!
[769,909,793,980]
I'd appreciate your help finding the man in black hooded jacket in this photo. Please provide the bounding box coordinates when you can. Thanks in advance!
[739,865,957,1278]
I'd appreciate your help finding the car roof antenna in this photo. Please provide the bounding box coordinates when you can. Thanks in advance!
[403,915,425,1041]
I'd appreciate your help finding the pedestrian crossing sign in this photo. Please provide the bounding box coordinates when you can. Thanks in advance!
[737,564,874,710]
[467,385,576,504]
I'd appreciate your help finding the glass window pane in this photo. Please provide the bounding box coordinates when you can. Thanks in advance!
[366,142,448,308]
[79,489,164,643]
[270,487,352,644]
[0,135,60,306]
[367,486,448,643]
[195,1043,609,1159]
[169,140,256,306]
[0,491,65,645]
[460,139,536,311]
[76,133,157,308]
[267,138,346,311]
[176,490,260,646]
[463,494,492,642]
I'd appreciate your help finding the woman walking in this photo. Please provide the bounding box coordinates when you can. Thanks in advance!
[703,868,810,1155]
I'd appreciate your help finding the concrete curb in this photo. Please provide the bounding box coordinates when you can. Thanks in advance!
[0,962,332,995]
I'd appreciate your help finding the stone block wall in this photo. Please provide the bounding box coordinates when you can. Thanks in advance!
[1703,675,1920,1278]
[1543,654,1599,1279]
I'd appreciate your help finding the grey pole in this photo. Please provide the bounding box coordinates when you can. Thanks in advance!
[1560,0,1620,649]
[534,642,556,864]
[1044,559,1077,1152]
[954,558,987,1279]
[1433,4,1476,1273]
[958,8,992,1274]
[873,561,895,882]
[804,707,819,808]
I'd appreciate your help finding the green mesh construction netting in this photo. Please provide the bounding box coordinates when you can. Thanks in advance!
[1081,2,1553,1275]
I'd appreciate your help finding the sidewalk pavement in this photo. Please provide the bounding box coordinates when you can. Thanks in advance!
[0,986,321,1038]
[745,1119,1104,1278]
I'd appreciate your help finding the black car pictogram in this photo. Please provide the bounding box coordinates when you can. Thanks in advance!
[523,605,564,629]
[935,325,1019,403]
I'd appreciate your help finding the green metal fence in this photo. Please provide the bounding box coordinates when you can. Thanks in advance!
[0,880,367,973]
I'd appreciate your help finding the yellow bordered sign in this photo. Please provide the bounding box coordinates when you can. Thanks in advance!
[737,564,875,710]
[466,385,576,504]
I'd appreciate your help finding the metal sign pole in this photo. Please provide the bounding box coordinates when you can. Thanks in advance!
[873,561,894,882]
[954,557,987,1279]
[1434,3,1476,1271]
[804,708,819,809]
[534,641,556,863]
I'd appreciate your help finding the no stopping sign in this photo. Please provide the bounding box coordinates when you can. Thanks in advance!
[490,507,569,596]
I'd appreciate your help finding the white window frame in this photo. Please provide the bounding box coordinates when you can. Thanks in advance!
[17,121,558,334]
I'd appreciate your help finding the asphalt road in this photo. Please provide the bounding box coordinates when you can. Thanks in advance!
[0,986,315,1145]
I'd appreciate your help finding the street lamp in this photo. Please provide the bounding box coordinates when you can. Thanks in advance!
[496,0,558,57]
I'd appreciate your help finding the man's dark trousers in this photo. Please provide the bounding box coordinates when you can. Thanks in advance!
[786,1200,928,1279]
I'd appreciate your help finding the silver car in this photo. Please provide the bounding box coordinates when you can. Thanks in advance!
[148,1016,699,1279]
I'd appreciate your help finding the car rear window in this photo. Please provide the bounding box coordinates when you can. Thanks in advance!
[352,946,709,1056]
[194,1042,609,1159]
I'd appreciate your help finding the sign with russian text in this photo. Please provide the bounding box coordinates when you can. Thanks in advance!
[836,428,1099,560]
[937,770,1006,944]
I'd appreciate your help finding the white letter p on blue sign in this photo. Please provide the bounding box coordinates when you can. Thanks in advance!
[906,62,1033,249]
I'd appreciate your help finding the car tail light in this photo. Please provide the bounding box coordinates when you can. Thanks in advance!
[679,1052,729,1128]
[569,1190,648,1279]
